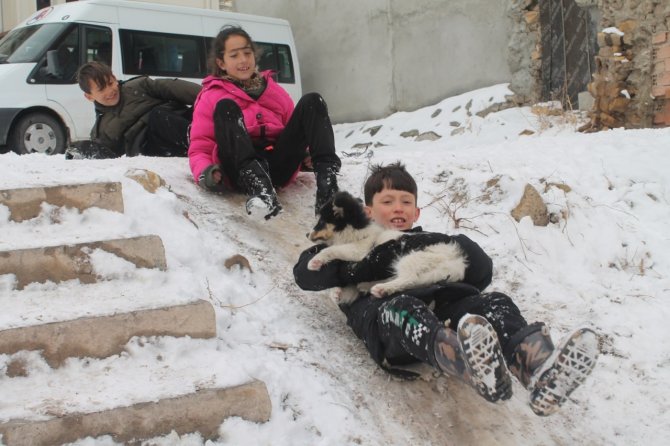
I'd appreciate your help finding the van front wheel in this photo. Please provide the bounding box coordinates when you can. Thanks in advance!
[10,113,66,155]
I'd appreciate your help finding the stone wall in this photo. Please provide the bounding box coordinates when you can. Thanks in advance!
[585,22,636,129]
[652,31,670,126]
[585,0,670,129]
[507,0,670,129]
[506,0,543,105]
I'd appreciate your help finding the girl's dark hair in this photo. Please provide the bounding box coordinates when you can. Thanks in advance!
[363,162,418,205]
[76,61,114,93]
[208,25,256,76]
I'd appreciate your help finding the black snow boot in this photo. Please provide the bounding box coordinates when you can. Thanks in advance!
[238,159,282,220]
[65,140,118,159]
[438,314,513,403]
[509,324,599,416]
[314,163,339,214]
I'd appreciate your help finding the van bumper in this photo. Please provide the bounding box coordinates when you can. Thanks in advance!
[0,108,22,146]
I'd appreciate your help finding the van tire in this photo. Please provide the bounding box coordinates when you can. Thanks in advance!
[10,113,66,155]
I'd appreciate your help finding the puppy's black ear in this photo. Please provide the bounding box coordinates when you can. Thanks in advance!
[332,203,344,218]
[332,191,350,208]
[332,191,348,218]
[333,191,368,229]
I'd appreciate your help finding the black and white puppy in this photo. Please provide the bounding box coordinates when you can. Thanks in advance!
[307,191,468,304]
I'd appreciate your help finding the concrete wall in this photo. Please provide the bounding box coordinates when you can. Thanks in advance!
[1,0,513,122]
[0,0,222,32]
[1,0,35,32]
[234,0,513,122]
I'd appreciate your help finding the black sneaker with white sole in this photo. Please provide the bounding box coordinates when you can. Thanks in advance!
[457,314,513,403]
[528,327,599,416]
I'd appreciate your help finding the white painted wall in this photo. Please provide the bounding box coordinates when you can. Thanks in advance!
[1,0,514,122]
[1,0,36,32]
[234,0,513,122]
[0,0,223,32]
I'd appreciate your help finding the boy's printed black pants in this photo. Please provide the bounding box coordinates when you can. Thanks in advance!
[341,291,529,370]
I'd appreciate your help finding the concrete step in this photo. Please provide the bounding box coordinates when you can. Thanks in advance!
[0,235,167,289]
[0,380,271,445]
[0,299,215,367]
[0,182,124,222]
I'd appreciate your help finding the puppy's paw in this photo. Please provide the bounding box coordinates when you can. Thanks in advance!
[370,284,388,298]
[307,258,324,271]
[328,287,343,305]
[356,281,373,293]
[332,286,359,305]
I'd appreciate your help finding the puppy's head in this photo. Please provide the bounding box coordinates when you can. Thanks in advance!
[308,191,369,244]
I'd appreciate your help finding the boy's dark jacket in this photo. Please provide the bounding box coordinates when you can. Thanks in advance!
[293,227,494,375]
[91,76,201,157]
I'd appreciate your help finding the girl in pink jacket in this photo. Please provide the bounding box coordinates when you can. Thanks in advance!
[188,26,341,220]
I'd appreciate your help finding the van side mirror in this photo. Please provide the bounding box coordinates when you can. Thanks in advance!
[46,49,63,77]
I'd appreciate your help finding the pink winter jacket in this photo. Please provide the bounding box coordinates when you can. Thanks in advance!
[188,71,295,184]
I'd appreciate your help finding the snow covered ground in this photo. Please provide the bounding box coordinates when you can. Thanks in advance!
[1,84,669,445]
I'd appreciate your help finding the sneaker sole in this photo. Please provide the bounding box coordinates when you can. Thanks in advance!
[529,328,599,416]
[457,314,513,403]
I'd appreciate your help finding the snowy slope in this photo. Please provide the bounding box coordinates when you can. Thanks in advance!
[1,84,669,445]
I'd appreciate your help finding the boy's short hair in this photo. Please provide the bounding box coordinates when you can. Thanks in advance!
[363,162,418,205]
[77,61,114,94]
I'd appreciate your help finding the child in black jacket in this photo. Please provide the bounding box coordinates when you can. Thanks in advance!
[293,162,598,416]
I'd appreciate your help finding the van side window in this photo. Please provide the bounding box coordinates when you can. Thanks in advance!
[32,23,79,84]
[84,26,113,66]
[119,29,204,78]
[31,24,111,84]
[256,42,295,84]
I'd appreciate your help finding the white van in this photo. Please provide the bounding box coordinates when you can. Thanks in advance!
[0,0,301,155]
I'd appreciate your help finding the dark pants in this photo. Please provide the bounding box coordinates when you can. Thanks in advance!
[145,107,191,157]
[213,92,341,188]
[342,291,529,370]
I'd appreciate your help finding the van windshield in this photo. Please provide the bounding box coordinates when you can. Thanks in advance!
[0,23,69,64]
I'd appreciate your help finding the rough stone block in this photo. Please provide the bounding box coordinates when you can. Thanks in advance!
[598,46,615,57]
[0,235,167,289]
[616,20,637,34]
[523,10,539,25]
[578,91,595,111]
[597,32,607,48]
[0,300,215,367]
[652,31,668,45]
[655,71,670,87]
[653,100,670,126]
[125,169,165,193]
[605,82,627,98]
[608,96,630,113]
[656,44,670,60]
[511,184,549,226]
[0,380,271,445]
[599,112,621,128]
[0,182,123,222]
[652,85,669,98]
